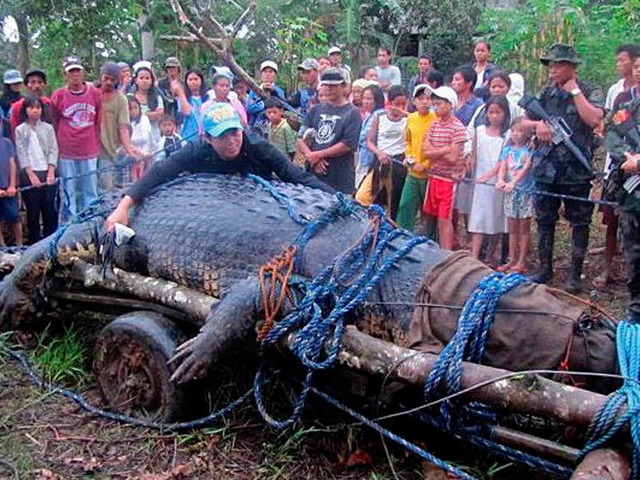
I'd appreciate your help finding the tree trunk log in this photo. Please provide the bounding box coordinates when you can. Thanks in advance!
[334,328,625,432]
[68,259,216,322]
[54,260,628,444]
[570,448,630,480]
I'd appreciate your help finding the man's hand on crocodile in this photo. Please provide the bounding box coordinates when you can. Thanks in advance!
[105,195,135,231]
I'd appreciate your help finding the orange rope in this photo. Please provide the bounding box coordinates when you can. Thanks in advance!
[544,285,617,322]
[256,245,297,341]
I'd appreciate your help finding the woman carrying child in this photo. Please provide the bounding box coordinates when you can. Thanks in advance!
[469,95,510,261]
[14,94,57,244]
[131,66,164,149]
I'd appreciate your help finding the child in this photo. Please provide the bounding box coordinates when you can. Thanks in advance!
[422,86,469,250]
[364,85,409,220]
[396,84,437,233]
[0,118,23,246]
[126,96,153,182]
[157,115,185,162]
[468,95,510,261]
[265,98,296,160]
[495,118,534,273]
[14,95,58,245]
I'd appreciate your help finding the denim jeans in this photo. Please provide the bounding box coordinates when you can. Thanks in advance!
[58,157,98,223]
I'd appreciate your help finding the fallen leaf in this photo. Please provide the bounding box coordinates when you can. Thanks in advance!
[32,469,63,480]
[422,461,453,480]
[63,456,101,473]
[172,463,192,478]
[345,448,372,467]
[137,473,171,480]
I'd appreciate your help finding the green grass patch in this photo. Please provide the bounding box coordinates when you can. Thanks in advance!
[30,327,89,386]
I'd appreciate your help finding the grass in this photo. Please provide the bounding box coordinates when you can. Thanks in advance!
[30,325,90,386]
[257,426,322,479]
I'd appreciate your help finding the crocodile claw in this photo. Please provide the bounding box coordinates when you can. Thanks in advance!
[169,333,214,384]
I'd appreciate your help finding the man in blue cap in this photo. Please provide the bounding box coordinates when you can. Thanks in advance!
[106,102,333,229]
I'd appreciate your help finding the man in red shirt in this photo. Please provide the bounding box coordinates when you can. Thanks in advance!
[9,68,52,138]
[51,55,101,223]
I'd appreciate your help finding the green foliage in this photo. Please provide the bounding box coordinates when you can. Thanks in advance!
[31,327,89,385]
[396,0,483,72]
[272,17,328,91]
[480,0,640,91]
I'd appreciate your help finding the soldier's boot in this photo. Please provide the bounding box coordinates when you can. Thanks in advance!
[565,226,589,294]
[530,225,555,284]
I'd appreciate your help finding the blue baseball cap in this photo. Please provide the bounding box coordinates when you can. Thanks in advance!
[202,102,243,138]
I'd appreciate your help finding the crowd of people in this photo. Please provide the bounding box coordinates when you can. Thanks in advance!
[2,40,640,319]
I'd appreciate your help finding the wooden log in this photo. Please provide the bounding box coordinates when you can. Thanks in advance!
[68,259,216,322]
[570,448,630,480]
[333,328,625,432]
[58,259,629,448]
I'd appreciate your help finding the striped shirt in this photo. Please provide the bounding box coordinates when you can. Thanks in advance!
[425,116,468,181]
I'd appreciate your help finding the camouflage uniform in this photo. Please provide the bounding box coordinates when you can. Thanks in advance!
[528,44,605,292]
[605,95,640,321]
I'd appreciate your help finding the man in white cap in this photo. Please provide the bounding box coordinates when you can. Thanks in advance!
[105,102,333,230]
[421,85,469,250]
[246,60,286,136]
[297,68,361,194]
[328,47,351,85]
[51,55,101,223]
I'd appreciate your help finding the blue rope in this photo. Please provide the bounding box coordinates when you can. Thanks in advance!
[247,174,311,226]
[310,386,477,480]
[46,195,112,267]
[424,272,527,425]
[3,347,251,432]
[582,320,640,476]
[254,205,428,428]
[414,272,575,476]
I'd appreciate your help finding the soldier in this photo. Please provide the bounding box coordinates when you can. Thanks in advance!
[606,51,640,322]
[525,44,604,293]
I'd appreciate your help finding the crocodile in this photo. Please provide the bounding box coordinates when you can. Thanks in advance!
[0,173,618,391]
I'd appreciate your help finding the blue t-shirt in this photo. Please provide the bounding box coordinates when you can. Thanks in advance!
[499,144,533,188]
[0,137,15,189]
[179,96,204,143]
[455,95,484,127]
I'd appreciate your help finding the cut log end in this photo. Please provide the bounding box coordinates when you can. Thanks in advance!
[570,448,631,480]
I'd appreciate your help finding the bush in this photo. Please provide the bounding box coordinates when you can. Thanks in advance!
[479,0,640,92]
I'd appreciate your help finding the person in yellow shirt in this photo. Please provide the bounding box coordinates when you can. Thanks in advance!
[396,84,437,233]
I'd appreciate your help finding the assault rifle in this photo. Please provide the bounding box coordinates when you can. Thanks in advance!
[518,94,595,174]
[607,112,640,198]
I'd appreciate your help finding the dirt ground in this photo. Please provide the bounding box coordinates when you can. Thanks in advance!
[0,208,629,480]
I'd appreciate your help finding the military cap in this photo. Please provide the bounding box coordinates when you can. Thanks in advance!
[540,43,582,66]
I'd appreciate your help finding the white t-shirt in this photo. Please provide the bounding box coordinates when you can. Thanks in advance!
[375,65,402,88]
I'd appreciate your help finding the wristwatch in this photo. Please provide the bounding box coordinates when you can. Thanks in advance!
[570,87,582,97]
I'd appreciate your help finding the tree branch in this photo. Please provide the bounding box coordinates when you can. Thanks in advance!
[231,3,256,38]
[167,0,224,57]
[160,34,224,48]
